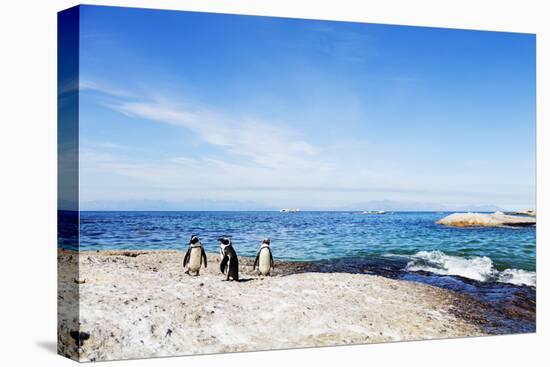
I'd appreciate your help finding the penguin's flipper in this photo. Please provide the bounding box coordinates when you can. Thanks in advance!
[268,248,274,268]
[220,255,229,274]
[253,251,260,270]
[183,248,191,268]
[201,248,208,268]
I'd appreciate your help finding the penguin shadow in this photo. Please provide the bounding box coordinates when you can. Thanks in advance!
[220,277,255,283]
[237,278,254,283]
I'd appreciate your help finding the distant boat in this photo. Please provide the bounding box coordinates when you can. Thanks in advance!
[361,210,386,215]
[280,208,300,213]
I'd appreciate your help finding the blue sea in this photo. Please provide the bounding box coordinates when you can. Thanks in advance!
[60,210,536,333]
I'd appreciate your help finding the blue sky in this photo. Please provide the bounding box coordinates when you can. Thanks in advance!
[75,5,536,210]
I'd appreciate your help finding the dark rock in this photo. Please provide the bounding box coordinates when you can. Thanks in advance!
[69,331,90,347]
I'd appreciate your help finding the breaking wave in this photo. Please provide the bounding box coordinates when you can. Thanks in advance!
[403,250,536,287]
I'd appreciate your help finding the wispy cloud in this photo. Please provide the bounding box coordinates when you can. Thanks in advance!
[79,78,136,98]
[79,79,342,196]
[111,100,317,170]
[82,141,129,150]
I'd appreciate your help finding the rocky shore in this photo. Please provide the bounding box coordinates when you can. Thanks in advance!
[58,249,486,362]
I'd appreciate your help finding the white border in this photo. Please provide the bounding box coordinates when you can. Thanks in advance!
[1,1,547,366]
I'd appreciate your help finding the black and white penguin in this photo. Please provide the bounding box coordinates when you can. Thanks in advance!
[183,235,207,276]
[253,238,274,276]
[219,237,239,281]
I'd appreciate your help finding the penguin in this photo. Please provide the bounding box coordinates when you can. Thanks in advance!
[253,238,274,276]
[219,237,239,281]
[183,235,207,276]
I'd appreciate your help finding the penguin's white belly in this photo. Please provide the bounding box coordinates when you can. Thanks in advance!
[259,248,271,275]
[188,247,202,272]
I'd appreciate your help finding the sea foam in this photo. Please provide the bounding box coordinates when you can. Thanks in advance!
[498,268,537,287]
[404,250,536,287]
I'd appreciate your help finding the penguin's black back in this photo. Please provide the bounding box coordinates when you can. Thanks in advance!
[224,244,239,280]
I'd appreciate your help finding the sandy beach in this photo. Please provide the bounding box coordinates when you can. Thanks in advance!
[58,249,486,362]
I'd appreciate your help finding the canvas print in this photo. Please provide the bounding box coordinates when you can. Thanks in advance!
[58,5,536,362]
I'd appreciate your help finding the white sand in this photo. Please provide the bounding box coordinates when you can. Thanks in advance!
[437,212,536,227]
[58,250,484,362]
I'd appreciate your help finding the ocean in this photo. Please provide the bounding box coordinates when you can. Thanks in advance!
[60,210,536,333]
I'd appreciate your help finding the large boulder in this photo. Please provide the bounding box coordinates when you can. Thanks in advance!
[436,212,536,228]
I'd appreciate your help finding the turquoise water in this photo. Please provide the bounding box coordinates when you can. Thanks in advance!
[70,211,535,286]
